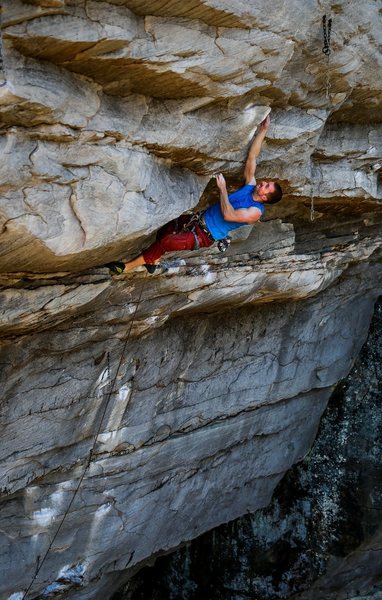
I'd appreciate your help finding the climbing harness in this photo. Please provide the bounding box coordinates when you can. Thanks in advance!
[22,278,147,599]
[179,212,206,250]
[187,214,201,250]
[183,211,230,253]
[310,14,333,222]
[0,6,7,87]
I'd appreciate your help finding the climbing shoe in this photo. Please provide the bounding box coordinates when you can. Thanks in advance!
[144,264,157,274]
[105,261,125,275]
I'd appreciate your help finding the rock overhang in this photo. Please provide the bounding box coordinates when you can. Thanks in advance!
[0,1,382,598]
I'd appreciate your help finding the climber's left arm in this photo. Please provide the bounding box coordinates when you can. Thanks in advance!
[215,173,262,223]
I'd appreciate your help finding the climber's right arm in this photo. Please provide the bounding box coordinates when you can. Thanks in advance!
[244,115,270,184]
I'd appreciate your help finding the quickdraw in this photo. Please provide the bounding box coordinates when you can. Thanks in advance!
[310,185,315,222]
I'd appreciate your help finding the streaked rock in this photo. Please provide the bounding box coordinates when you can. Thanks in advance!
[0,1,381,599]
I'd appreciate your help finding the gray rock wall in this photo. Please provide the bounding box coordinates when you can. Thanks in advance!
[123,299,382,600]
[1,261,381,599]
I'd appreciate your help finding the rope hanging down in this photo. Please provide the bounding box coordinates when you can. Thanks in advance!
[22,278,147,599]
[310,14,333,222]
[0,6,7,87]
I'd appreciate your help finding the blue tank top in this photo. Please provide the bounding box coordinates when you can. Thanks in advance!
[204,184,264,240]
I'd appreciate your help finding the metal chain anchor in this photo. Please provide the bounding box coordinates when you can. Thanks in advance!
[322,14,332,101]
[311,14,333,222]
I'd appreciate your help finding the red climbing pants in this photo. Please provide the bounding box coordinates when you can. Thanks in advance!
[142,215,214,264]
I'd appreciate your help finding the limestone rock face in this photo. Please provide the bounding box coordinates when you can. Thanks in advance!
[0,1,381,599]
[113,300,382,600]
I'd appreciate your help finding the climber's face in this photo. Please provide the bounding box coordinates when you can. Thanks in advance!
[256,180,276,202]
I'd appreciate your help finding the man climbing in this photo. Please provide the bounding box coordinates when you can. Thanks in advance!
[107,114,282,275]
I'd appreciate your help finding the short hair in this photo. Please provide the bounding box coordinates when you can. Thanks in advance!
[266,182,283,204]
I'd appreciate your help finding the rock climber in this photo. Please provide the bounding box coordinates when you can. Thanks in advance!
[106,114,282,275]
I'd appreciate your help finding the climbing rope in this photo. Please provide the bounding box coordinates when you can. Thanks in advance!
[22,277,147,599]
[0,5,7,87]
[310,14,333,222]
